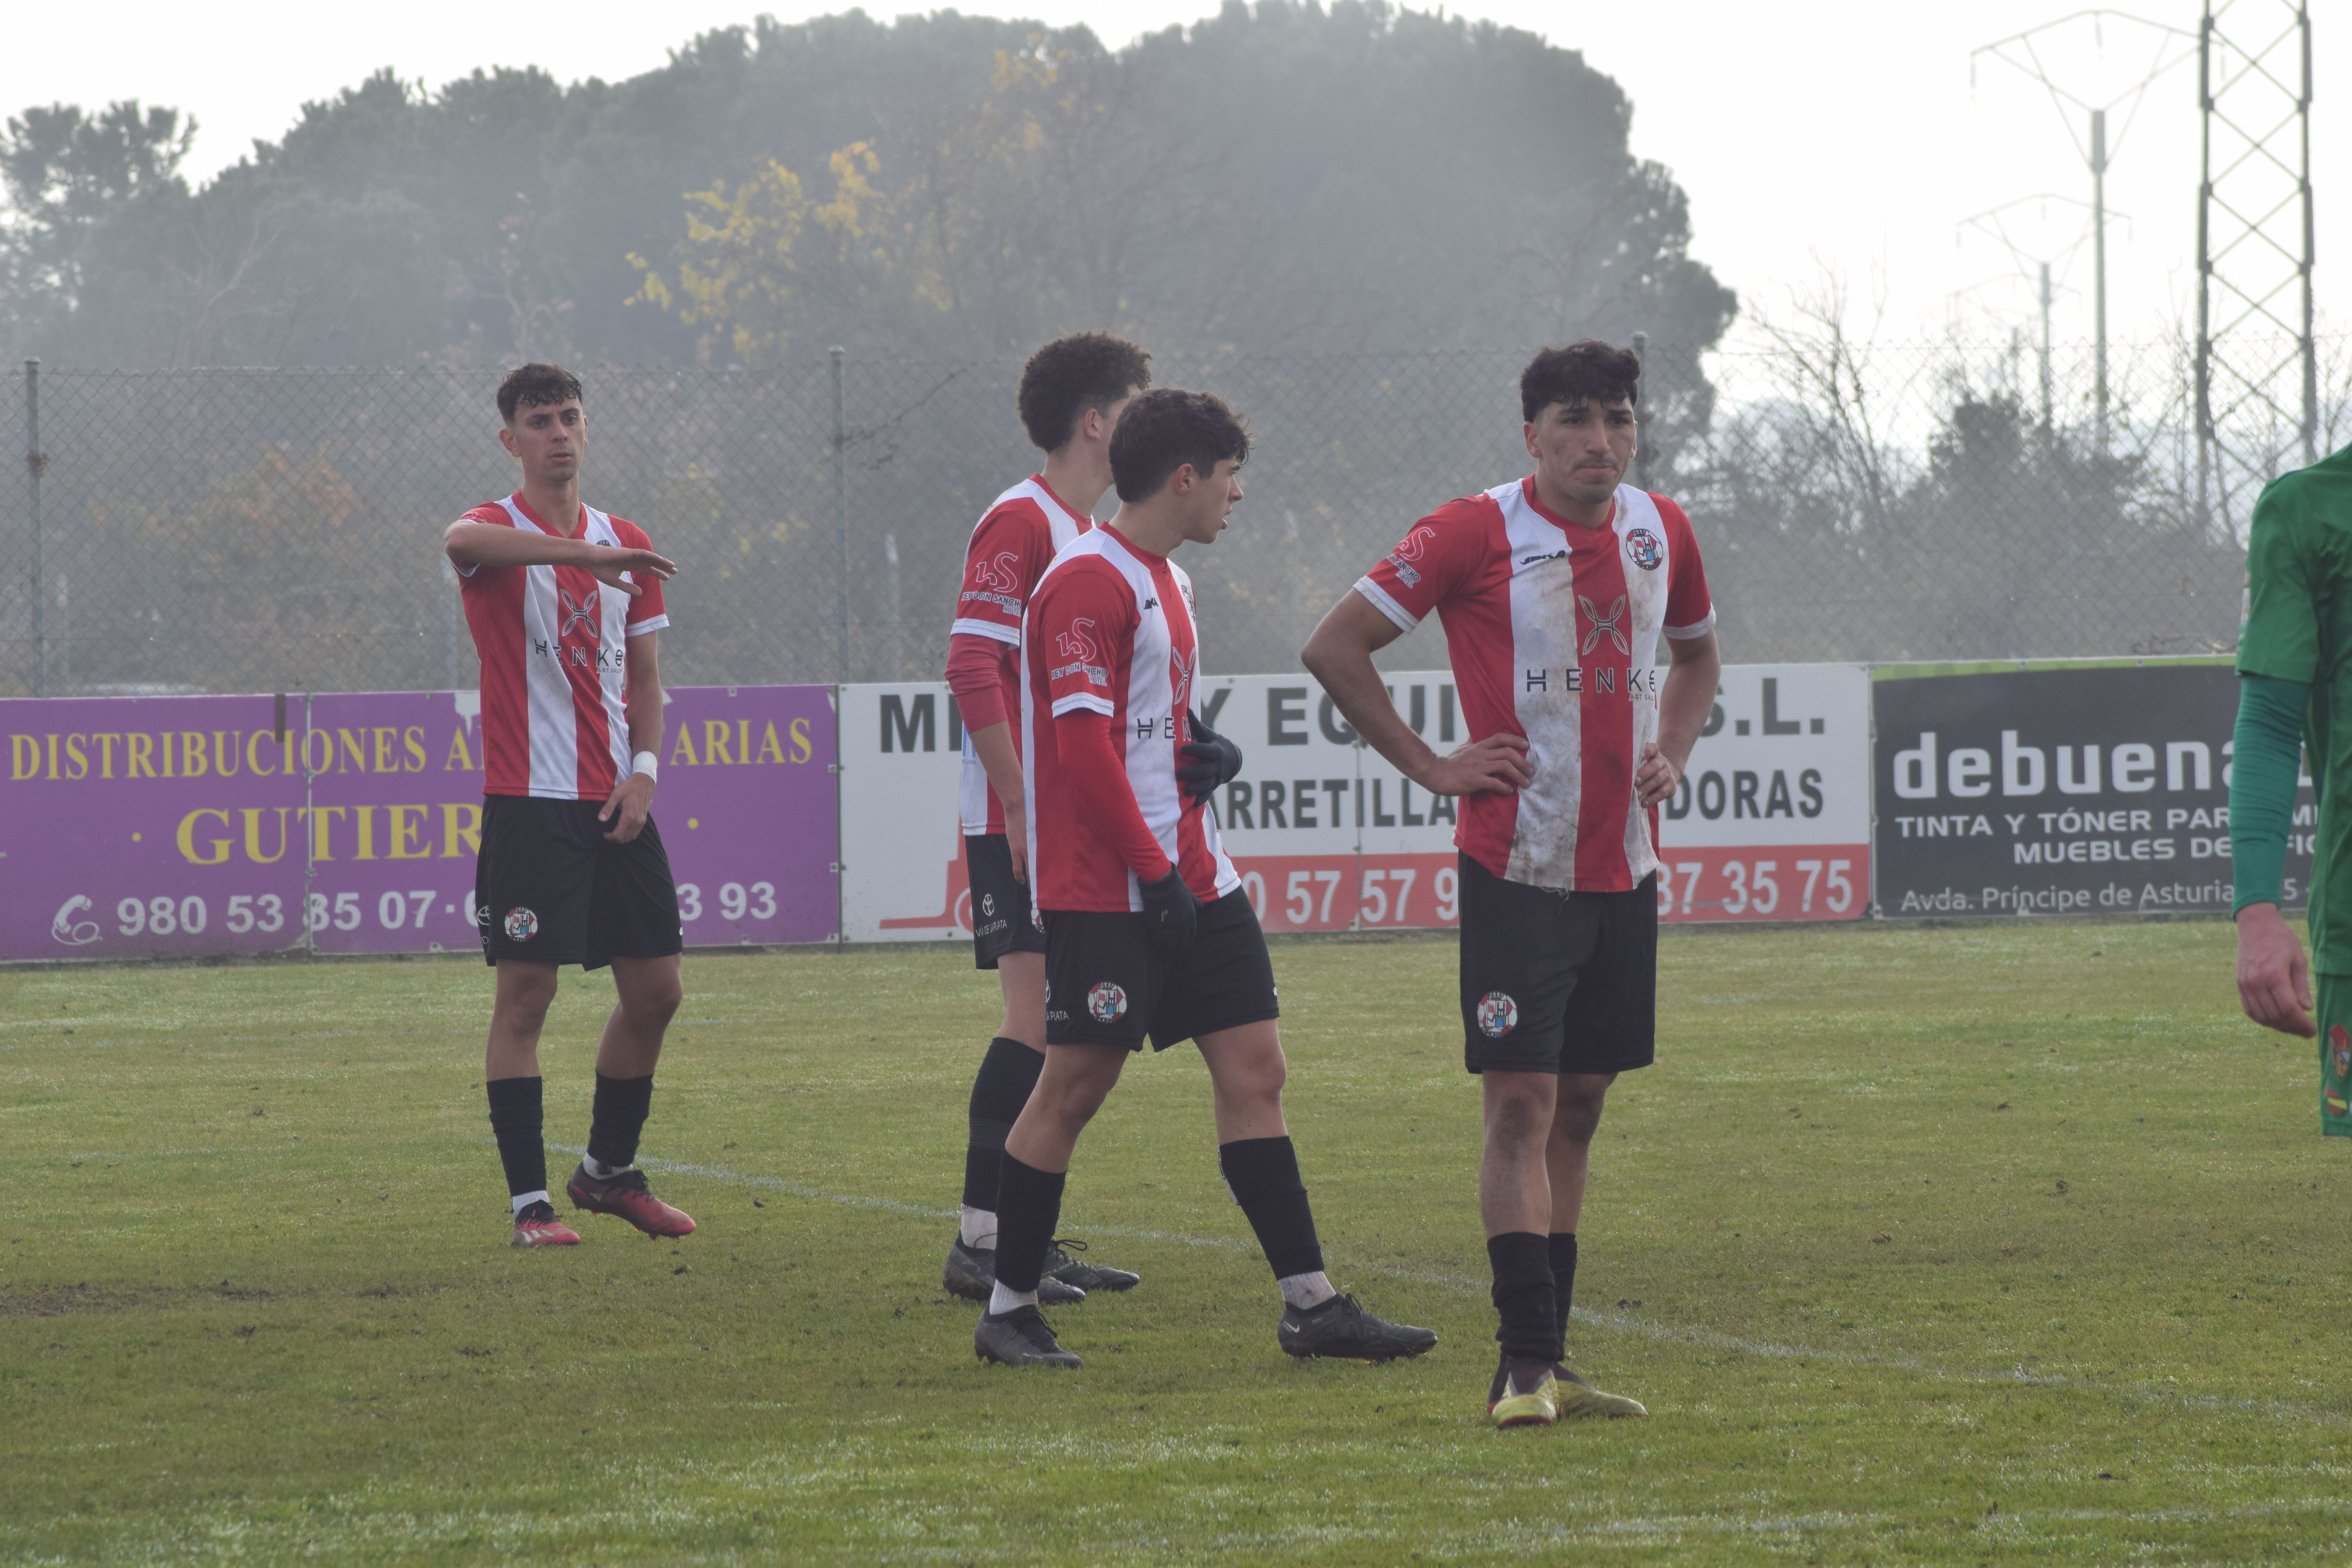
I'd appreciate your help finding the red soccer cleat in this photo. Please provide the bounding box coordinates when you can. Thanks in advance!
[566,1162,697,1238]
[512,1200,581,1248]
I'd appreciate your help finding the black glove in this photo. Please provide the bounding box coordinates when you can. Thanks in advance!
[1176,710,1244,806]
[1138,864,1200,960]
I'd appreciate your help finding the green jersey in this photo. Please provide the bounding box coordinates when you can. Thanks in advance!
[2238,442,2352,971]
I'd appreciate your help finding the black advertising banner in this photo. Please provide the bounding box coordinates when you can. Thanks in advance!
[1873,662,2314,918]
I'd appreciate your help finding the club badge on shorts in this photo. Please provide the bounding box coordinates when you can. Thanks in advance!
[503,907,540,943]
[1476,991,1519,1038]
[1087,982,1129,1023]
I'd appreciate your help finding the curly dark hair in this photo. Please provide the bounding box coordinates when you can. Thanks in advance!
[1109,389,1250,503]
[1519,341,1641,423]
[497,362,583,423]
[1017,332,1152,451]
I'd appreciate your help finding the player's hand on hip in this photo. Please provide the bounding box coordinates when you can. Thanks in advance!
[588,546,677,597]
[599,773,655,844]
[1635,740,1683,809]
[2236,902,2317,1036]
[1002,799,1029,885]
[1417,732,1532,796]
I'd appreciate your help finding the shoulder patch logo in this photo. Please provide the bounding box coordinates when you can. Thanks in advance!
[1385,524,1437,588]
[1625,527,1664,570]
[972,550,1021,593]
[1476,991,1519,1038]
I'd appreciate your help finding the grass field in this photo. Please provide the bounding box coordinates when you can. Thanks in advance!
[5,919,2351,1564]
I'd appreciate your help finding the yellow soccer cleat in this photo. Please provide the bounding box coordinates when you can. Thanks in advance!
[1551,1365,1648,1418]
[1487,1356,1558,1429]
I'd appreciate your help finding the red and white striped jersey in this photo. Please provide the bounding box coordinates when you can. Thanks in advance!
[1021,526,1240,912]
[1355,478,1713,891]
[454,494,669,800]
[950,475,1093,833]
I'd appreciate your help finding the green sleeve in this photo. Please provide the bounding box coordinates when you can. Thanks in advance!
[2238,475,2320,682]
[2231,672,2307,914]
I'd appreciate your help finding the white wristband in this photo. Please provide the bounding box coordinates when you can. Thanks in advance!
[631,750,659,782]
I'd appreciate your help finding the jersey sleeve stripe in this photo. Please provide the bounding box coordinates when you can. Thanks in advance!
[1662,609,1717,639]
[1352,576,1420,631]
[1051,692,1117,718]
[950,617,1023,645]
[624,613,671,637]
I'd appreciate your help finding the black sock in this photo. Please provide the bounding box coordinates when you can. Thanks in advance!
[1488,1231,1561,1364]
[1549,1232,1579,1343]
[962,1037,1044,1214]
[991,1153,1066,1296]
[1218,1136,1326,1281]
[586,1072,654,1169]
[486,1076,546,1200]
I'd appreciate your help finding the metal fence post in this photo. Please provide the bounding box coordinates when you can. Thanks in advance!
[1630,331,1652,493]
[24,359,45,698]
[831,347,848,686]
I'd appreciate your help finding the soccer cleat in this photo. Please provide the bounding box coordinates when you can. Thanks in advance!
[511,1200,581,1249]
[1045,1237,1139,1294]
[943,1236,1085,1305]
[1551,1365,1648,1418]
[1488,1355,1559,1428]
[975,1304,1083,1368]
[565,1162,696,1238]
[1277,1294,1439,1362]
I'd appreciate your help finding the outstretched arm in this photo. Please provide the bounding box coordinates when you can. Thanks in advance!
[445,521,676,597]
[1300,592,1531,796]
[2232,672,2314,1036]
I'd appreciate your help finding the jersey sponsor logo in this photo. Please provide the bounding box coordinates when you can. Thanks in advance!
[1625,528,1664,570]
[1385,524,1437,588]
[1087,981,1129,1022]
[1579,594,1630,656]
[1519,548,1569,567]
[1134,713,1181,740]
[503,907,540,942]
[558,586,600,639]
[1476,991,1519,1038]
[1051,618,1111,686]
[1169,647,1195,713]
[1521,665,1661,699]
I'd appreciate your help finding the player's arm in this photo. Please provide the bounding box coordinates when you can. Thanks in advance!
[945,632,1030,881]
[1300,592,1530,795]
[601,631,664,844]
[1637,627,1720,808]
[444,520,676,596]
[2232,673,2314,1036]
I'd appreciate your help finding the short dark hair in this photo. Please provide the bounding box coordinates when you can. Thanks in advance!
[1109,389,1250,503]
[1017,332,1151,451]
[1519,341,1641,423]
[497,362,583,424]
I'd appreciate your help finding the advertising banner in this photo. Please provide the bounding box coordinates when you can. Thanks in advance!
[839,664,1876,940]
[1871,661,2291,918]
[1655,663,1873,921]
[0,685,838,961]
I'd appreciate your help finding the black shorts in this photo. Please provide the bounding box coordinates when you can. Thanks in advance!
[1457,854,1656,1076]
[1044,889,1280,1052]
[966,833,1047,970]
[475,795,683,969]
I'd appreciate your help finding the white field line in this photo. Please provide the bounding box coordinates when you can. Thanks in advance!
[584,1145,2352,1433]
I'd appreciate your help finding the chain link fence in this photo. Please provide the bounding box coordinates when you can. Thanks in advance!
[4,338,2344,699]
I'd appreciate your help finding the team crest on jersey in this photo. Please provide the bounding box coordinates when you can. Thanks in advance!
[1087,981,1129,1023]
[2332,1024,2350,1079]
[1625,528,1664,570]
[503,907,540,943]
[1476,991,1519,1038]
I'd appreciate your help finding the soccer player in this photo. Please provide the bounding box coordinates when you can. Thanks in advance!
[2230,442,2352,1105]
[443,362,697,1249]
[973,387,1438,1370]
[940,334,1155,1306]
[1300,341,1719,1427]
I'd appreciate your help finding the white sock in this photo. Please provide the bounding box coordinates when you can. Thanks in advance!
[960,1206,998,1249]
[510,1189,550,1217]
[583,1156,630,1180]
[1279,1271,1337,1310]
[988,1281,1039,1315]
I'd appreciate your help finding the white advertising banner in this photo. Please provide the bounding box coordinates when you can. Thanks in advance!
[839,662,1874,942]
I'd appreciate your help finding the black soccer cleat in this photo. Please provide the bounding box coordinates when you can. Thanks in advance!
[975,1305,1083,1368]
[1045,1237,1140,1294]
[943,1236,1084,1305]
[1278,1294,1439,1362]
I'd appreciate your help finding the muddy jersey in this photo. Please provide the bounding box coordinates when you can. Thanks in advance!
[1354,478,1713,891]
[454,494,669,800]
[949,475,1093,833]
[1020,526,1240,912]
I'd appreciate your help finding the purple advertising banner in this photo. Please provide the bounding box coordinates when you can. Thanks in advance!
[0,685,838,962]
